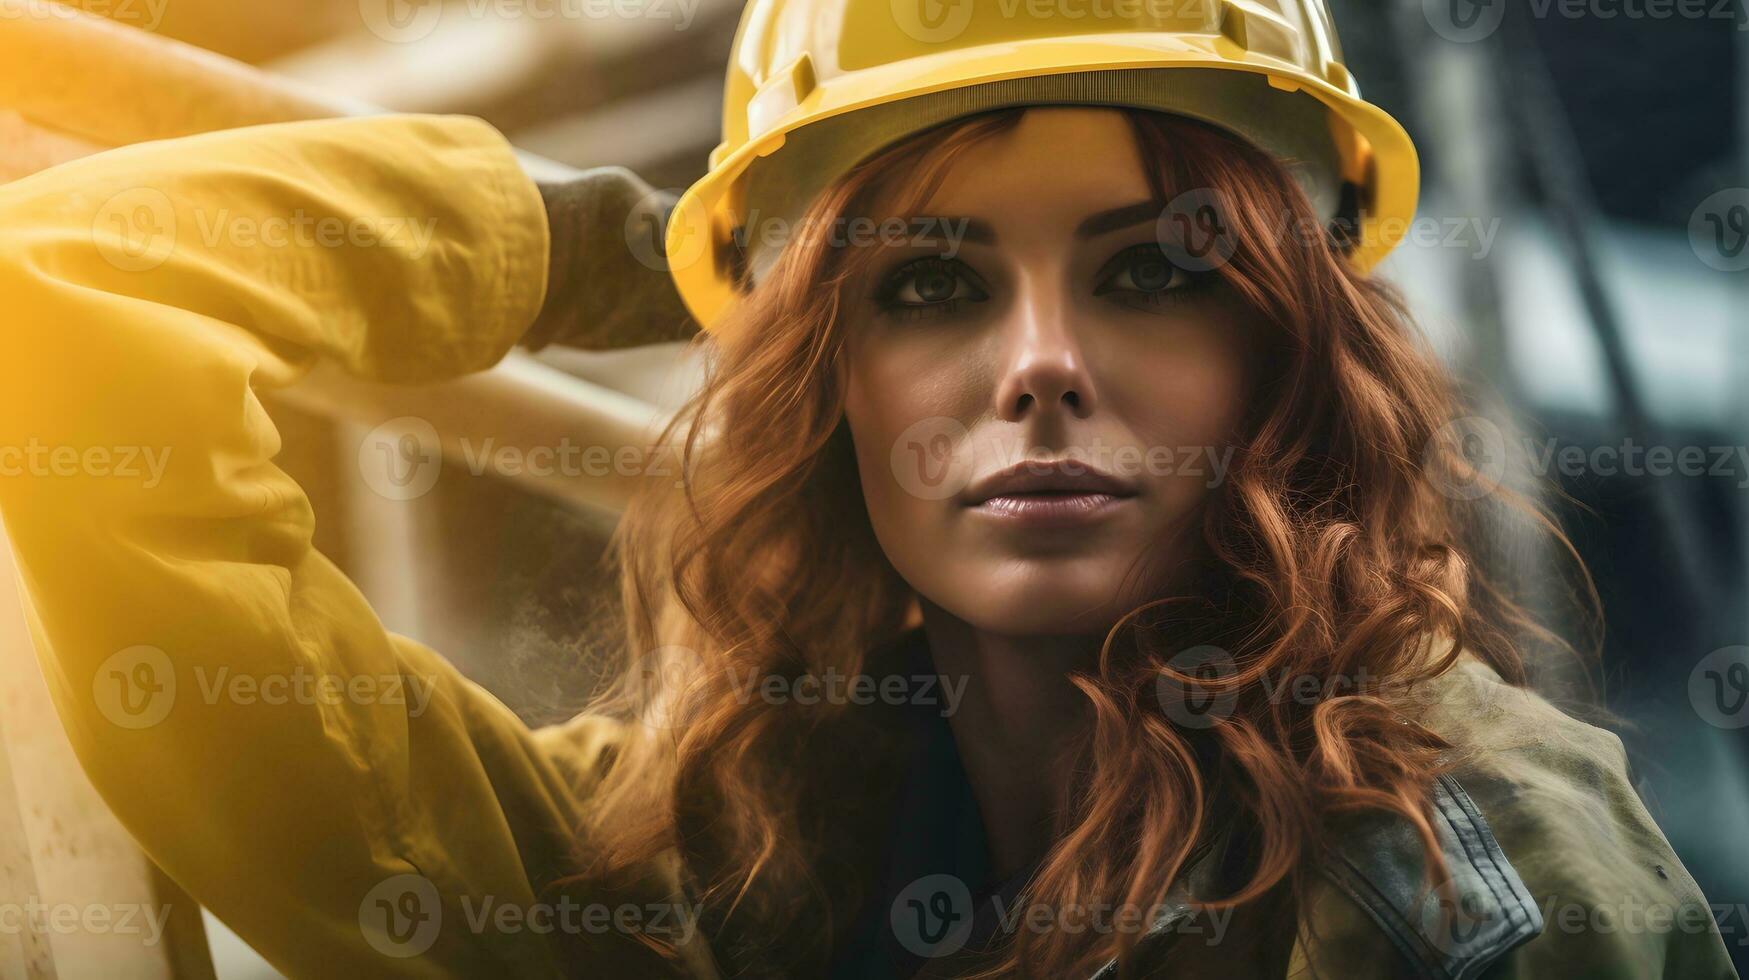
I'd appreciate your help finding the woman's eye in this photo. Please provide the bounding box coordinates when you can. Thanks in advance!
[1097,244,1195,304]
[877,257,987,316]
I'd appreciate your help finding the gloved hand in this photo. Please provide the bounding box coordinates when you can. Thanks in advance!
[522,166,700,351]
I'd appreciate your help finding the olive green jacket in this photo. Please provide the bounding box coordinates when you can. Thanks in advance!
[535,643,1741,979]
[1179,651,1739,980]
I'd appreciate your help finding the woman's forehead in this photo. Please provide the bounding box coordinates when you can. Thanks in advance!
[865,107,1156,230]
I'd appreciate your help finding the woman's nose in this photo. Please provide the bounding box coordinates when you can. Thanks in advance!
[991,289,1097,423]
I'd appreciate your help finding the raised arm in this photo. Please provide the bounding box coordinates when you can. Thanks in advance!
[0,114,699,977]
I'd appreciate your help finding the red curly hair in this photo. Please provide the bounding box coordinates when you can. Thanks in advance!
[563,106,1589,979]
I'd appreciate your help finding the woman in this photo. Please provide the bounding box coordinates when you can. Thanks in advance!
[0,4,1736,980]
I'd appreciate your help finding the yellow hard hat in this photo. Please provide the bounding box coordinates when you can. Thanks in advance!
[665,0,1419,330]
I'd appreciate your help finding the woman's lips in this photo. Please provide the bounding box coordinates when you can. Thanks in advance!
[969,491,1133,528]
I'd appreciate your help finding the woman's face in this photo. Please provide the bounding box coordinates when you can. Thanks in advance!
[840,107,1265,637]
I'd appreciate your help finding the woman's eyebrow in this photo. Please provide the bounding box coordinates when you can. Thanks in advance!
[1075,200,1165,239]
[891,200,1159,247]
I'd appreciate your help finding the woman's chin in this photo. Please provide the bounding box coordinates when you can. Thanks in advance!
[927,565,1144,639]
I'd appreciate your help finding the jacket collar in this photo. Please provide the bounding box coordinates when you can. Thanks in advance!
[1312,772,1543,979]
[1081,771,1545,980]
[830,629,1543,979]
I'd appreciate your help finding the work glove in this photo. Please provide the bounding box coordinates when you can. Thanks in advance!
[522,166,700,351]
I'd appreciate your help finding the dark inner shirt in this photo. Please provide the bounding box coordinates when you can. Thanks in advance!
[825,627,1043,979]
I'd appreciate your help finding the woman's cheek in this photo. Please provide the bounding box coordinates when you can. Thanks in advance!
[1137,313,1251,423]
[1106,334,1250,517]
[847,351,1005,605]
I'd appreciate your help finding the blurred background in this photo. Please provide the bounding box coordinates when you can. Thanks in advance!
[0,0,1745,975]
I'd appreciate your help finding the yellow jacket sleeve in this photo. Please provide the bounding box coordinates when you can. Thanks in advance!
[0,115,699,978]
